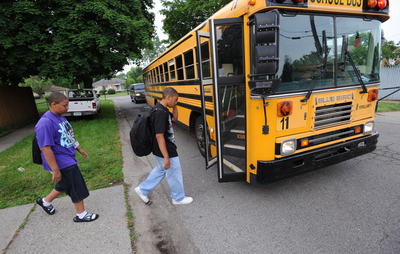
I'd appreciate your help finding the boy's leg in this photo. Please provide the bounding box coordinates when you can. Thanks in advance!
[74,200,85,214]
[44,189,62,203]
[165,156,186,202]
[139,156,167,196]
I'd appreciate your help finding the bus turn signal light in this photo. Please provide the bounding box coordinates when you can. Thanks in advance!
[300,139,309,147]
[368,89,378,102]
[277,101,293,117]
[354,127,361,134]
[368,0,377,8]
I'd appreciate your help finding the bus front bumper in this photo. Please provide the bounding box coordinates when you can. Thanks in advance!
[252,131,379,184]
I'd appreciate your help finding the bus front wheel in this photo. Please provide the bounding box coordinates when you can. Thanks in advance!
[195,116,207,158]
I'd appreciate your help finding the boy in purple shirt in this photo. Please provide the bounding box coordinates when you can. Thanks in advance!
[35,92,99,222]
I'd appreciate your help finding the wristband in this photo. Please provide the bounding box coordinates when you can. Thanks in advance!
[73,141,80,149]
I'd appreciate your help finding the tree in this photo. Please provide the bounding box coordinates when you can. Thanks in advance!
[160,0,231,44]
[115,73,127,80]
[127,66,144,81]
[141,36,167,66]
[381,39,400,67]
[0,0,155,87]
[19,76,52,98]
[125,66,144,89]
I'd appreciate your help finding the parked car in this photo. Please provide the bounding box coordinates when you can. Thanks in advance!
[130,83,146,103]
[63,89,100,117]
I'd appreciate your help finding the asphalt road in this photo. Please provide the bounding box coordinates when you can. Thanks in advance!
[114,95,400,254]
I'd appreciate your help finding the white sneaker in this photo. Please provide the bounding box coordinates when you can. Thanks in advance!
[172,196,193,205]
[135,186,149,203]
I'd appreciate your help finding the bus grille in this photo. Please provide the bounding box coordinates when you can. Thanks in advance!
[314,102,353,130]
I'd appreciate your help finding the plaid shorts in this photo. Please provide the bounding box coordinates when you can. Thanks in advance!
[55,164,89,203]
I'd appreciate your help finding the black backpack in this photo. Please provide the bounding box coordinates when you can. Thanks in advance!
[32,116,56,165]
[129,107,166,157]
[32,134,42,164]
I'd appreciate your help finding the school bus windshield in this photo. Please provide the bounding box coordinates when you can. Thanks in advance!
[263,14,381,93]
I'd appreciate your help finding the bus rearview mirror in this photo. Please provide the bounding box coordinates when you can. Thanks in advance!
[255,45,278,75]
[255,11,278,44]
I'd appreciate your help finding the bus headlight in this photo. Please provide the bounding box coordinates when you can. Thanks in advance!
[281,138,297,156]
[364,121,374,134]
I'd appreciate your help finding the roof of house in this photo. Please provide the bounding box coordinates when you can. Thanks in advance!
[92,78,126,86]
[44,85,68,92]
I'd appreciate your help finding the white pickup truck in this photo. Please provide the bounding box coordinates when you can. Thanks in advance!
[63,89,101,117]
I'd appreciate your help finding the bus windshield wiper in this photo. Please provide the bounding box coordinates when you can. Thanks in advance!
[342,50,368,94]
[301,30,329,103]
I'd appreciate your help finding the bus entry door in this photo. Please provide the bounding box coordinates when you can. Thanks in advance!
[210,18,246,182]
[196,30,217,169]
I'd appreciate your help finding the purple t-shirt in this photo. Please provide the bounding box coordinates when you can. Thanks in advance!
[35,111,78,171]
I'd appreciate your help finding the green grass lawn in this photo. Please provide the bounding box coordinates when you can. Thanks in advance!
[99,91,130,99]
[376,101,400,112]
[0,100,123,209]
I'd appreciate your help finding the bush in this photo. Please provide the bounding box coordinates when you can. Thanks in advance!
[99,90,107,95]
[44,95,50,102]
[107,89,116,94]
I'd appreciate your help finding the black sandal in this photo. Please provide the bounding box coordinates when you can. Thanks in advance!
[36,197,55,215]
[73,213,99,222]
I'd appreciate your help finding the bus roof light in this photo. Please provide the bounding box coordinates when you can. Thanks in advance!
[277,101,293,117]
[248,0,256,5]
[292,0,304,3]
[368,89,379,102]
[368,0,377,9]
[377,0,387,9]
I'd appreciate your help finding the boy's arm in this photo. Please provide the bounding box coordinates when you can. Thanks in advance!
[171,105,178,122]
[156,133,170,170]
[41,146,62,183]
[76,146,88,159]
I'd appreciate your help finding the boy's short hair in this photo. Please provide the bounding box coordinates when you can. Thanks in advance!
[48,92,68,105]
[162,87,178,99]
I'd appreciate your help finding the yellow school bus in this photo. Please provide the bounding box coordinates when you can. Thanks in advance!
[142,0,389,185]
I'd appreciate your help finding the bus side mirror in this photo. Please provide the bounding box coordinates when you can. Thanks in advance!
[255,45,278,75]
[254,11,278,44]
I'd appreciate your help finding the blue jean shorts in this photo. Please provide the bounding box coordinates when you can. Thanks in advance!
[55,164,89,203]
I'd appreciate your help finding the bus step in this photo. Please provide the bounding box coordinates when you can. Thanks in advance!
[223,155,245,172]
[223,140,245,158]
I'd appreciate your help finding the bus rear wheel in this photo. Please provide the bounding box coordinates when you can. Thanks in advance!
[195,116,207,158]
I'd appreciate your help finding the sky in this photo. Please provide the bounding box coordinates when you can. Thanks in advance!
[121,0,399,74]
[382,1,400,44]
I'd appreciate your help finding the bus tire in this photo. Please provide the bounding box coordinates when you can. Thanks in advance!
[195,116,207,158]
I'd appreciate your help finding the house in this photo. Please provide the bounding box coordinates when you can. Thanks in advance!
[92,78,126,93]
[33,85,67,98]
[44,85,68,95]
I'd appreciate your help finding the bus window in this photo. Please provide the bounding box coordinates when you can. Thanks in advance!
[149,71,153,84]
[169,59,176,80]
[271,14,335,92]
[184,49,195,79]
[153,67,159,83]
[336,18,381,86]
[163,62,169,82]
[159,65,164,83]
[216,24,244,77]
[201,42,211,78]
[176,55,184,80]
